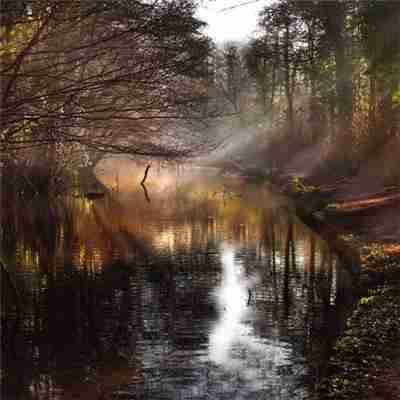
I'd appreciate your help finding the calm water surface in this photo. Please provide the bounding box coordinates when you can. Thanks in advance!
[1,170,357,400]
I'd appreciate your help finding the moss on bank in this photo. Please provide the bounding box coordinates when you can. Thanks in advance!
[319,285,400,399]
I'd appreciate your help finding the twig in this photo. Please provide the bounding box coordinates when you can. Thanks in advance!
[141,164,151,185]
[141,182,151,203]
[219,0,264,13]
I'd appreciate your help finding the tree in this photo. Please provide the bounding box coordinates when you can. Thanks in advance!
[358,0,400,145]
[246,34,279,117]
[251,1,319,136]
[209,43,251,116]
[0,0,213,168]
[257,1,300,134]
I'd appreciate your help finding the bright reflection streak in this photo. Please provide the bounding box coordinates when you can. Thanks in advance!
[209,245,292,380]
[209,246,249,366]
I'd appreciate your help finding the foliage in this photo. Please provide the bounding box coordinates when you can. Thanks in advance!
[288,176,318,195]
[393,87,400,105]
[360,243,400,284]
[0,21,37,57]
[0,0,214,166]
[319,286,400,400]
[229,0,400,177]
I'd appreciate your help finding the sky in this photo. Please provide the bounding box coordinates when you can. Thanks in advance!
[197,0,269,43]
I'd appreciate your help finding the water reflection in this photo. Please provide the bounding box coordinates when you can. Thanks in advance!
[208,246,302,398]
[210,246,252,366]
[1,171,357,400]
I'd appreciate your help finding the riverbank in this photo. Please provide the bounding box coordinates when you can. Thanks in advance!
[270,172,400,399]
[319,285,400,399]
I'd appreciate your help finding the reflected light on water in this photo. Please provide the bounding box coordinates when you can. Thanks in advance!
[209,246,291,374]
[2,171,356,400]
[209,246,249,366]
[209,245,296,393]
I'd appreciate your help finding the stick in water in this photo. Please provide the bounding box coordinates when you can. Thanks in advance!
[141,164,151,185]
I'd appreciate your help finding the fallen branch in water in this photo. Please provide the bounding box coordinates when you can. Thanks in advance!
[141,182,151,203]
[141,164,151,185]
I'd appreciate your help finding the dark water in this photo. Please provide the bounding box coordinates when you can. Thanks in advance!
[1,171,357,400]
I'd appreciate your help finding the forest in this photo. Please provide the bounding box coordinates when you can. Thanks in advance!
[1,1,400,400]
[210,1,400,182]
[1,0,400,191]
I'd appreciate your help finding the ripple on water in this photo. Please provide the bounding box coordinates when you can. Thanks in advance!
[1,175,357,400]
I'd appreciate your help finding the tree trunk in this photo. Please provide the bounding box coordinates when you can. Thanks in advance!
[308,19,320,144]
[368,73,377,138]
[270,62,276,118]
[284,20,294,135]
[270,32,279,119]
[318,2,353,166]
[328,3,353,146]
[261,58,268,115]
[335,36,353,136]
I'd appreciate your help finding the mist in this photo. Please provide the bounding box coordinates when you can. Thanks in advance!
[2,2,400,400]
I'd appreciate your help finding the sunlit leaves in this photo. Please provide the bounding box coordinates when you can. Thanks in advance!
[392,86,400,105]
[0,21,37,59]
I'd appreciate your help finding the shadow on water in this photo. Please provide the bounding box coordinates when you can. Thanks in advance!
[1,172,358,400]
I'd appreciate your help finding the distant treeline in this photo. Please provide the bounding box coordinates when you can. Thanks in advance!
[208,1,400,178]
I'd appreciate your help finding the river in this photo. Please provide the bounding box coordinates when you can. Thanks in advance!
[1,168,358,400]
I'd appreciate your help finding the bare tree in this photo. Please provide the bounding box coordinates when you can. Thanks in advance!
[1,0,214,165]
